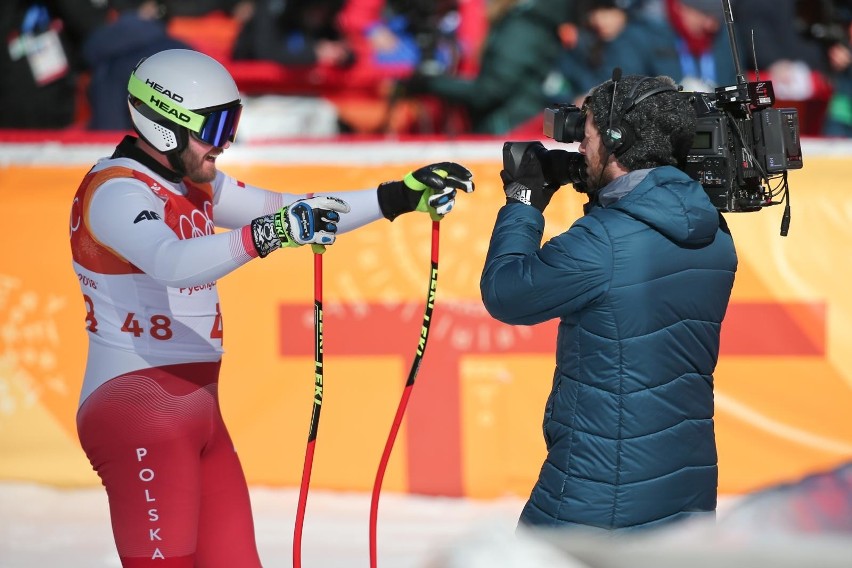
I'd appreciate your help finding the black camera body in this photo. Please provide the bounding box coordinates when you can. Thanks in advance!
[536,0,803,235]
[508,1,804,234]
[540,83,803,215]
[682,83,802,212]
[502,140,587,191]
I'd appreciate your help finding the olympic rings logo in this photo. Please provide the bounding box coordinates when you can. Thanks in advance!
[178,200,215,239]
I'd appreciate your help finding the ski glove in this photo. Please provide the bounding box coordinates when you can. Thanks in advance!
[502,143,559,213]
[250,196,351,258]
[377,162,475,221]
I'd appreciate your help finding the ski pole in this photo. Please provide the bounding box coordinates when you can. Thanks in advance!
[369,220,440,568]
[294,244,325,568]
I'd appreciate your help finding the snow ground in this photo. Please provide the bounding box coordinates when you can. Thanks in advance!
[0,482,525,568]
[4,483,852,568]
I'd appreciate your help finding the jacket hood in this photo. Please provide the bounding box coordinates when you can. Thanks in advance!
[608,166,720,245]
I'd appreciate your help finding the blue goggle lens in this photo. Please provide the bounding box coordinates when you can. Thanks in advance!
[196,105,242,147]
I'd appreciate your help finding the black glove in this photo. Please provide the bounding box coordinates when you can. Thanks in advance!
[501,143,560,213]
[378,162,475,221]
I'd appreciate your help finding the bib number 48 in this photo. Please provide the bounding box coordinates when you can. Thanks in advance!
[83,295,223,341]
[121,312,174,340]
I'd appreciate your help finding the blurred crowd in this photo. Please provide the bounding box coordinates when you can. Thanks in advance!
[2,0,852,137]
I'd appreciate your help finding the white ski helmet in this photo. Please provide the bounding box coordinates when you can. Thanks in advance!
[127,49,242,153]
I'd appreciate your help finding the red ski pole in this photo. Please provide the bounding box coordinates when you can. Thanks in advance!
[369,220,440,568]
[293,245,325,568]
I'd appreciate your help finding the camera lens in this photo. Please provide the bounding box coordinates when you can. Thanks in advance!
[542,149,587,187]
[564,152,587,185]
[562,112,585,143]
[544,104,585,143]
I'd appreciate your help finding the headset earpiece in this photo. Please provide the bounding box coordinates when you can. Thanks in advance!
[603,72,678,157]
[603,122,635,155]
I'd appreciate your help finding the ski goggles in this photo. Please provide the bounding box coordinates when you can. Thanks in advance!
[128,74,242,147]
[192,104,242,147]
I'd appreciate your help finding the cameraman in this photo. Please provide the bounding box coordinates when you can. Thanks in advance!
[480,74,738,530]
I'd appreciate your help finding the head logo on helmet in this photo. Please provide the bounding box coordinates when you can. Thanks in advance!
[146,79,184,103]
[127,49,242,154]
[128,75,200,129]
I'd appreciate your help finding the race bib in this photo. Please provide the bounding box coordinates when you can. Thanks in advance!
[7,25,68,85]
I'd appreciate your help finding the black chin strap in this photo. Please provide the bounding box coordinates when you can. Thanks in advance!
[112,136,184,182]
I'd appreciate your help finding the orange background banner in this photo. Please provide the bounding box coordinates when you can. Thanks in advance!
[1,139,850,499]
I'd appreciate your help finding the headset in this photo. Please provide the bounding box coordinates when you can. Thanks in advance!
[603,68,678,156]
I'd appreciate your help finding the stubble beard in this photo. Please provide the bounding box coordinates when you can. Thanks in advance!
[179,145,217,184]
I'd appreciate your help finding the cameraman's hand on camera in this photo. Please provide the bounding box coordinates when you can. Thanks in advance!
[502,147,560,213]
[250,196,351,257]
[378,162,475,222]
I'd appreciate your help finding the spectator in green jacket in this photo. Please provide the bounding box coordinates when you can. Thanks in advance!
[400,0,573,135]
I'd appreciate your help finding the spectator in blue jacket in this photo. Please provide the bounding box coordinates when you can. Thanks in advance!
[662,0,739,92]
[551,0,681,106]
[83,0,190,130]
[481,74,738,530]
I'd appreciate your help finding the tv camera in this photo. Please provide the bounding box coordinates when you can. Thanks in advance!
[504,0,803,235]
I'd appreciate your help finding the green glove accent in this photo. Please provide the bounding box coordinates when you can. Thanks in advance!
[377,162,475,222]
[404,169,448,221]
[273,208,301,248]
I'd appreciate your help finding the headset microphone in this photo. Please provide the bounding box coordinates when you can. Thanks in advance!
[604,67,623,152]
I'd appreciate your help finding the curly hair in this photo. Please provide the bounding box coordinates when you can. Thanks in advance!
[586,74,696,171]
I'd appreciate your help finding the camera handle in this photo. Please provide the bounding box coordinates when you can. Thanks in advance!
[502,141,542,180]
[503,141,587,191]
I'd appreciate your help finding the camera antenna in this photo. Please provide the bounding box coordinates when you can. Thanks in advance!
[722,0,747,85]
[750,30,761,82]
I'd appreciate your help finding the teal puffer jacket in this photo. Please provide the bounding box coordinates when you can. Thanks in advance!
[481,166,737,529]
